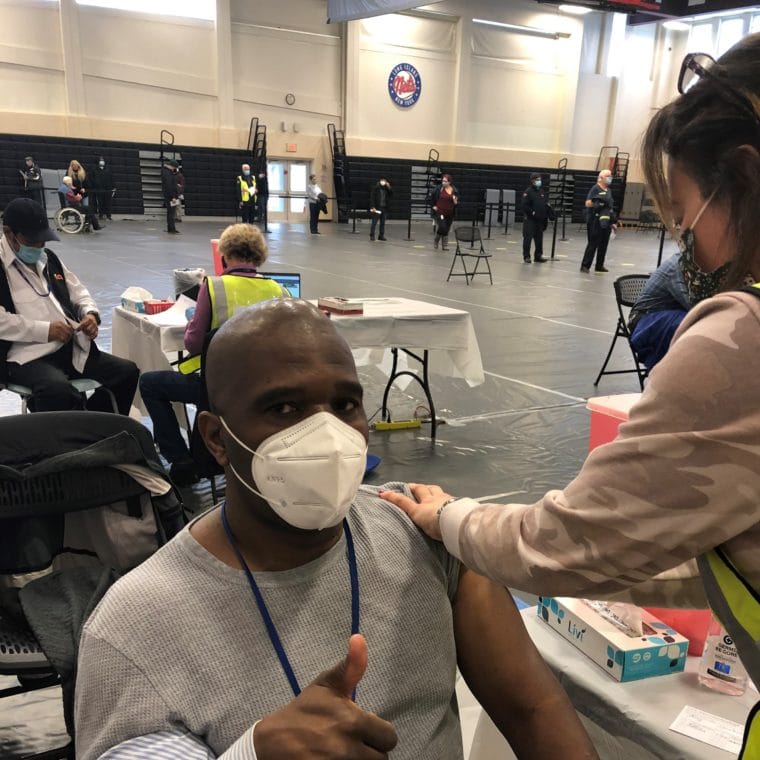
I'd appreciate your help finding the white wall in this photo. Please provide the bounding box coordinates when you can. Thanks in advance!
[0,0,750,182]
[343,0,587,167]
[0,0,341,163]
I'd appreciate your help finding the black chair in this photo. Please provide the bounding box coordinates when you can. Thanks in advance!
[447,226,493,285]
[0,412,185,759]
[594,274,651,391]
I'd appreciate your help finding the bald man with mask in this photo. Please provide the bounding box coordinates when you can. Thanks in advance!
[580,169,617,273]
[75,299,597,760]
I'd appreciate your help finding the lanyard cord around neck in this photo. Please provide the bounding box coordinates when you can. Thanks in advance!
[13,259,50,298]
[220,501,360,700]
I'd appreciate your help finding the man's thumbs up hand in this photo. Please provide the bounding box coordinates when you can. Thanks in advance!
[253,635,398,759]
[313,633,367,699]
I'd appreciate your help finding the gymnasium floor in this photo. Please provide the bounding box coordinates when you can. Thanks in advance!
[0,214,672,757]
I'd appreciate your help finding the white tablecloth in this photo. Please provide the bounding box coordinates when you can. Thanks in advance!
[319,298,485,387]
[112,297,485,394]
[465,607,756,760]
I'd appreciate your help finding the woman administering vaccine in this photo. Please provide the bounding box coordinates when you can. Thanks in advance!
[383,35,760,756]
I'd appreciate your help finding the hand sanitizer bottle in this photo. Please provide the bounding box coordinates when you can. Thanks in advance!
[698,616,748,696]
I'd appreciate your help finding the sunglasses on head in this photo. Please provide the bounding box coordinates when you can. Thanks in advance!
[678,51,760,128]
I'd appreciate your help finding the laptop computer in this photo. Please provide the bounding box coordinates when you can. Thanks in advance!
[262,272,301,298]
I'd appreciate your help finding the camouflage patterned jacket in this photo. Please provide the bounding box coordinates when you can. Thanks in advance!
[440,291,760,608]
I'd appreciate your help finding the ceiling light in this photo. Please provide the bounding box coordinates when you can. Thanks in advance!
[663,19,691,30]
[472,17,571,39]
[558,4,594,14]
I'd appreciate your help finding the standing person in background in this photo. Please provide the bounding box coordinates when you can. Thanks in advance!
[20,156,45,210]
[236,163,257,224]
[580,169,616,273]
[91,157,115,221]
[255,168,268,223]
[428,173,459,251]
[174,165,186,224]
[369,177,392,242]
[306,173,321,235]
[161,159,180,235]
[67,160,87,193]
[521,171,551,264]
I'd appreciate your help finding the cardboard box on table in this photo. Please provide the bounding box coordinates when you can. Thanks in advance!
[537,596,688,682]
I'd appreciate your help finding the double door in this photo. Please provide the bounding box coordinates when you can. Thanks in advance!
[266,161,310,223]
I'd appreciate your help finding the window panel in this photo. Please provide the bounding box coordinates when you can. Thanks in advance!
[76,0,214,21]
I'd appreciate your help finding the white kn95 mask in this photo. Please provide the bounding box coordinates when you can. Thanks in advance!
[220,411,367,531]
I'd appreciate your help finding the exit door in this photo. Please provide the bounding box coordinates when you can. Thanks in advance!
[267,161,310,223]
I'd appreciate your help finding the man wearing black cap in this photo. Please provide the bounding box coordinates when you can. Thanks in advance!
[20,155,45,209]
[161,158,180,234]
[520,172,552,264]
[0,198,139,413]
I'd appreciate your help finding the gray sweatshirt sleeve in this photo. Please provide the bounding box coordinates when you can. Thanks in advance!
[75,632,257,760]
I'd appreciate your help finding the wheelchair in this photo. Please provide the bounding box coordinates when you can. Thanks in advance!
[54,191,92,235]
[54,205,87,234]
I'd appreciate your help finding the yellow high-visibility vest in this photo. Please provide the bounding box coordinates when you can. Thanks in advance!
[698,548,760,760]
[238,176,256,203]
[178,274,283,374]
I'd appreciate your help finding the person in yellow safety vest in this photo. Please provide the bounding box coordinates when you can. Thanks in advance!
[237,163,257,224]
[139,223,286,486]
[381,34,760,760]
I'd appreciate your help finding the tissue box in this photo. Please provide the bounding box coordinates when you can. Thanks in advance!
[537,597,688,682]
[144,299,174,315]
[121,296,145,313]
[317,297,364,315]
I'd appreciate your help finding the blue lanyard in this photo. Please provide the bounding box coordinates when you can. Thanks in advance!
[220,501,360,699]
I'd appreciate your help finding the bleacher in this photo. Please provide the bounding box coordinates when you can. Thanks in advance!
[0,134,251,217]
[343,155,606,225]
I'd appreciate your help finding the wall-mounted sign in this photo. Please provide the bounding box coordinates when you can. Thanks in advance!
[286,143,298,152]
[388,63,422,108]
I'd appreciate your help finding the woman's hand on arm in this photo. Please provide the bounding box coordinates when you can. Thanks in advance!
[379,483,453,541]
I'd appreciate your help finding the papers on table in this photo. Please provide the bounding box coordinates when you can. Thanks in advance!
[669,705,744,754]
[146,294,196,327]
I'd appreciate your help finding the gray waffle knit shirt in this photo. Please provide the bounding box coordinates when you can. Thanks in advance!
[75,484,462,759]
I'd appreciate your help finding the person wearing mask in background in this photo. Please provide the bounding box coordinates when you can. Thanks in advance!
[306,173,321,235]
[76,298,598,760]
[369,177,392,242]
[382,35,760,758]
[580,169,616,273]
[139,223,285,485]
[521,171,552,264]
[0,198,137,414]
[20,156,45,209]
[237,163,257,224]
[174,164,186,224]
[161,159,180,235]
[91,157,115,221]
[62,177,102,231]
[255,169,268,223]
[428,173,459,251]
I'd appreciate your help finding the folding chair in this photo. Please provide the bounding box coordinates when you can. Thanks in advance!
[1,378,118,414]
[447,227,493,285]
[594,274,651,391]
[0,412,185,759]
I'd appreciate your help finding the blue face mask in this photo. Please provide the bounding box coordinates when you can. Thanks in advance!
[605,177,613,186]
[243,170,251,176]
[16,244,44,265]
[533,179,542,189]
